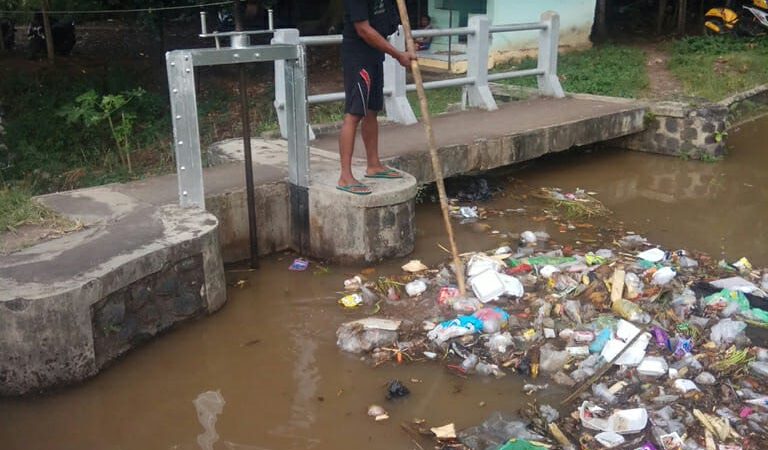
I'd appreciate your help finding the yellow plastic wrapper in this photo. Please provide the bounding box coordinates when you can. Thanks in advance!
[338,293,363,308]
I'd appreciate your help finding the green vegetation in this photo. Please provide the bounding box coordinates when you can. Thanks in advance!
[497,45,649,98]
[669,35,768,101]
[0,68,173,194]
[0,188,66,232]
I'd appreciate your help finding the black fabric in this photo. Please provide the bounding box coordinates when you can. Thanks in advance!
[342,0,398,61]
[343,55,384,116]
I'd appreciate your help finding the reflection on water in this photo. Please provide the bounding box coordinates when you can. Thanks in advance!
[515,116,768,266]
[194,391,225,450]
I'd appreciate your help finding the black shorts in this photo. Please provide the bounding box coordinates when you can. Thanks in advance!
[343,56,384,116]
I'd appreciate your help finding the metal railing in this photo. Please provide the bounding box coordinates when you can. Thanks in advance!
[272,11,565,140]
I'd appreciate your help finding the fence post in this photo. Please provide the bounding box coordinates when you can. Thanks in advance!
[167,50,205,208]
[384,27,417,125]
[273,29,315,140]
[464,15,497,111]
[537,11,565,98]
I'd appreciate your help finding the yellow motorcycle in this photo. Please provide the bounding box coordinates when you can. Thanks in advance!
[705,0,768,35]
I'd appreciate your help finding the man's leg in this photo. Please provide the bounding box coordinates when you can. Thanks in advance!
[338,55,370,192]
[338,113,364,187]
[361,110,387,175]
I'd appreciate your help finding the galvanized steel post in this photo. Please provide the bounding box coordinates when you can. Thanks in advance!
[167,51,205,209]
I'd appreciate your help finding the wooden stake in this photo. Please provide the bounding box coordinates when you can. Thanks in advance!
[560,317,654,405]
[394,0,466,296]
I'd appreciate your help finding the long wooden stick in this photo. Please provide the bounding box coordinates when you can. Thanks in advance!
[394,0,466,296]
[560,319,653,405]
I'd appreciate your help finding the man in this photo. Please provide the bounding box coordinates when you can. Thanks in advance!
[415,15,433,51]
[337,0,415,195]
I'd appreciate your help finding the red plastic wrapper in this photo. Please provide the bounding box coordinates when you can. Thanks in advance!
[506,264,533,275]
[437,286,460,306]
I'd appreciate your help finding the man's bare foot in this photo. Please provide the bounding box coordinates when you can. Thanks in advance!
[338,175,363,187]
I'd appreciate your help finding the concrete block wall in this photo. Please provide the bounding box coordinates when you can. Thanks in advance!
[616,101,728,159]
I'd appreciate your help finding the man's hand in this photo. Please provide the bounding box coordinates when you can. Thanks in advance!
[396,51,417,68]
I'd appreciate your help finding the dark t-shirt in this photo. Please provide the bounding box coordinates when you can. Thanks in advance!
[342,0,396,62]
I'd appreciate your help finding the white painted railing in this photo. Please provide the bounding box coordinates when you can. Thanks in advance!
[273,11,564,140]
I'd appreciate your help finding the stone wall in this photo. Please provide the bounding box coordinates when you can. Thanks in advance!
[91,254,207,368]
[614,101,728,159]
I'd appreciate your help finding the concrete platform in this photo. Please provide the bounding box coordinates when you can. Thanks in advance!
[0,194,226,395]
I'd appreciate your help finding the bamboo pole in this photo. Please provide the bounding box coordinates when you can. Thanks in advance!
[394,0,466,296]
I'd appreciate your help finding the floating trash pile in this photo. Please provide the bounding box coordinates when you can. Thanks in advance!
[335,228,768,450]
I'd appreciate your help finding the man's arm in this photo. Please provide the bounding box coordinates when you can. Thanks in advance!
[353,20,415,67]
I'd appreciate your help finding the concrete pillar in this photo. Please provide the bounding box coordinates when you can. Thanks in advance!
[537,11,565,98]
[384,26,418,124]
[464,15,498,111]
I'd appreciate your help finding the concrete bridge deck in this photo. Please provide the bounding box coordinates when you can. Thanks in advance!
[315,94,646,172]
[0,94,646,395]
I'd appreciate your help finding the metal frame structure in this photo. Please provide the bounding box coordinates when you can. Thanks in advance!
[166,44,309,210]
[273,11,565,139]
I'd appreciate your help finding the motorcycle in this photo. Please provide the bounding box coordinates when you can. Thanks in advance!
[27,12,76,57]
[704,0,768,36]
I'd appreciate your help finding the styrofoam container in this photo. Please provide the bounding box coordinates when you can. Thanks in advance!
[637,356,669,377]
[595,431,625,448]
[498,273,524,297]
[469,269,506,303]
[579,401,648,435]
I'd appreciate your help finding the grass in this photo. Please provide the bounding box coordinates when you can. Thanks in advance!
[0,188,66,232]
[495,44,649,98]
[669,35,768,101]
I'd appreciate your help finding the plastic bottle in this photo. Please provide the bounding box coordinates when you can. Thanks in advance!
[612,298,651,323]
[623,272,644,299]
[475,362,504,377]
[461,354,478,372]
[591,383,616,404]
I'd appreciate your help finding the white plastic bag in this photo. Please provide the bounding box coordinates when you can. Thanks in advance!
[710,318,747,346]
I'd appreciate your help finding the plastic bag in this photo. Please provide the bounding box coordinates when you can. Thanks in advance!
[564,300,583,324]
[473,307,510,333]
[405,279,428,297]
[453,297,482,314]
[336,320,399,354]
[539,345,569,373]
[486,332,514,353]
[652,267,677,286]
[709,318,747,347]
[427,315,483,343]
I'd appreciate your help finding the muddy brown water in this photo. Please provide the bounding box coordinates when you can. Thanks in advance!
[0,117,766,450]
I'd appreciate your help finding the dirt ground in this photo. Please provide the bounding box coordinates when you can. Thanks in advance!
[640,42,685,100]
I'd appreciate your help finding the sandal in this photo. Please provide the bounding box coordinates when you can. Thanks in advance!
[336,183,372,195]
[364,168,403,179]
